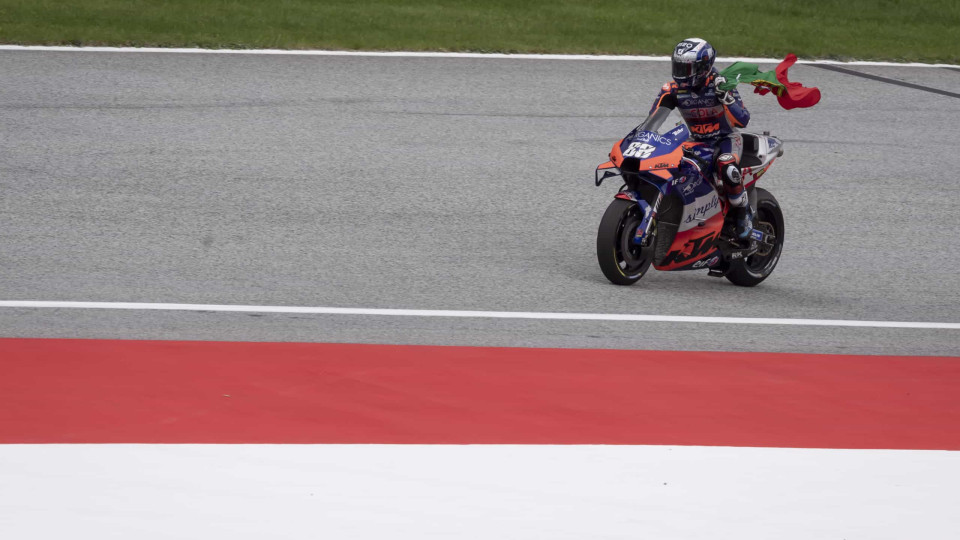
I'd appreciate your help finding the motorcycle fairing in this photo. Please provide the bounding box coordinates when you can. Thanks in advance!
[598,129,725,272]
[612,129,686,172]
[740,133,784,187]
[655,142,724,271]
[653,133,782,270]
[652,229,722,272]
[595,160,620,186]
[597,125,692,185]
[654,225,723,270]
[594,125,781,273]
[743,163,772,186]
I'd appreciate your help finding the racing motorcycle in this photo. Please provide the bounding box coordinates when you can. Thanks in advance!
[594,121,785,286]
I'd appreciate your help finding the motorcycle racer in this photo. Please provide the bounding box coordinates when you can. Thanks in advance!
[646,37,754,239]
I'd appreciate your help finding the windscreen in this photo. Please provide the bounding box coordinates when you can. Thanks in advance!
[639,106,672,134]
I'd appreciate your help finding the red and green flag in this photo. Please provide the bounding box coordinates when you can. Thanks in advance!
[718,54,821,110]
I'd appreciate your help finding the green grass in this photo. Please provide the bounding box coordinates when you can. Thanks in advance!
[0,0,957,63]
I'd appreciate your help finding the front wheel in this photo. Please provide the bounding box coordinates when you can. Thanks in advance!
[597,199,656,285]
[726,187,785,287]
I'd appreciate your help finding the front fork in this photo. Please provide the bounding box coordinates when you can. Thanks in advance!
[615,189,663,247]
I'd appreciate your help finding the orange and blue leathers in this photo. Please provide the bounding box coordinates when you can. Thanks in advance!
[649,68,751,210]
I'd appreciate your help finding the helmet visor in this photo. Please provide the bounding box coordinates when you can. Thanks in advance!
[672,60,696,80]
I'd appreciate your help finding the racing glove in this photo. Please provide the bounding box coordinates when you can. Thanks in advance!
[714,75,736,105]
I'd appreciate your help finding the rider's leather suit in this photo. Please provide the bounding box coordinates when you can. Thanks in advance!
[649,68,751,210]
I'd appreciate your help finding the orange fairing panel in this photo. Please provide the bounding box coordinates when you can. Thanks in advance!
[653,213,724,271]
[609,139,624,167]
[595,160,621,186]
[637,147,683,171]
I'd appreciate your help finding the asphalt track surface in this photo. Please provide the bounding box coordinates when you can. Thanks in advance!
[1,50,959,355]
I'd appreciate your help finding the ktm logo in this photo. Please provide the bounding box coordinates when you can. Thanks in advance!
[690,123,720,135]
[660,233,718,266]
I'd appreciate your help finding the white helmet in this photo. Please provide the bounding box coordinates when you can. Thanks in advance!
[672,38,716,89]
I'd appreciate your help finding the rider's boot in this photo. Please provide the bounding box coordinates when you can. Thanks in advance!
[718,156,752,241]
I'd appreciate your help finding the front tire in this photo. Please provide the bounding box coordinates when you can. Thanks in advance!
[726,188,784,287]
[597,199,656,285]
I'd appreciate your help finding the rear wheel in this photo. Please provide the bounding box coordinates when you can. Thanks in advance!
[597,199,656,285]
[726,188,784,287]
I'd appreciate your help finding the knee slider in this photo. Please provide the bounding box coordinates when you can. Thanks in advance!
[723,164,742,185]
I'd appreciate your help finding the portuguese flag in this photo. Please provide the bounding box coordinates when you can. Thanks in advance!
[718,54,821,110]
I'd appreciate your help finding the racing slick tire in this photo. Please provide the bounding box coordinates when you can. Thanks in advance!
[597,198,656,286]
[726,187,784,287]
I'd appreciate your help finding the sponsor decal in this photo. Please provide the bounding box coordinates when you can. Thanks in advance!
[730,251,745,260]
[684,105,722,118]
[680,177,702,196]
[690,123,720,135]
[651,161,672,168]
[751,229,764,241]
[675,41,697,55]
[660,233,717,266]
[752,167,767,181]
[681,99,718,110]
[670,126,686,138]
[636,131,673,146]
[691,255,720,269]
[683,195,720,223]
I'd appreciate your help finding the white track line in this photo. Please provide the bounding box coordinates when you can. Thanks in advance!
[0,45,956,68]
[1,301,957,329]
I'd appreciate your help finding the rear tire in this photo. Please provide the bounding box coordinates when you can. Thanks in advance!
[725,188,784,287]
[597,199,656,285]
